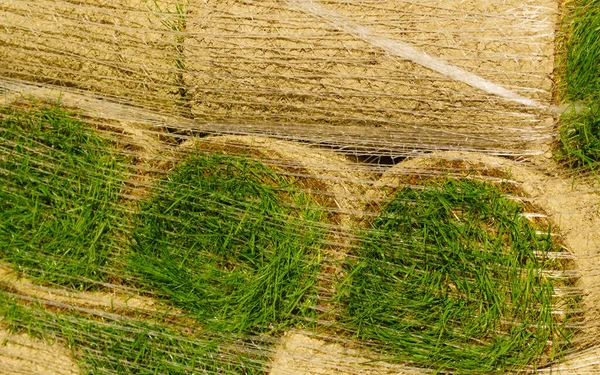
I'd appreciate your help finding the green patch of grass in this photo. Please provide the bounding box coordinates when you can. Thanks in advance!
[558,103,600,168]
[338,179,576,374]
[556,0,600,167]
[561,0,600,103]
[0,105,125,290]
[129,153,325,333]
[0,292,266,374]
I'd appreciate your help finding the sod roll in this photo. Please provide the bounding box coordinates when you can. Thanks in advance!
[336,155,581,374]
[0,0,559,155]
[379,151,600,348]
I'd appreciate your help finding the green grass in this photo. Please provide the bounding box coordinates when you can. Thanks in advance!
[557,0,600,167]
[0,149,324,374]
[0,105,125,290]
[129,153,325,333]
[338,179,576,374]
[0,292,266,375]
[562,0,600,103]
[558,103,600,168]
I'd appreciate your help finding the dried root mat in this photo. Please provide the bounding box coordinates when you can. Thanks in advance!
[1,0,560,155]
[184,0,556,154]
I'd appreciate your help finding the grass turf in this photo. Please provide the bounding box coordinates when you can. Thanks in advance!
[557,0,600,168]
[558,103,600,168]
[0,105,125,290]
[338,179,575,374]
[561,0,600,103]
[129,152,325,333]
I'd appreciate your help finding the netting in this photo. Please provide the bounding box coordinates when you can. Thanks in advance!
[1,1,600,374]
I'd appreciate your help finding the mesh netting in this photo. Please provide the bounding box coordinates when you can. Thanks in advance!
[1,1,600,374]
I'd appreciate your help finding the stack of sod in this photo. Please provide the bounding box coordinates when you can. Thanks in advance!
[0,104,125,290]
[336,162,578,374]
[0,105,267,375]
[557,0,600,168]
[0,108,370,374]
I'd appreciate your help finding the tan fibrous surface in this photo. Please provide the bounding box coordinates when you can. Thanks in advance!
[0,327,80,375]
[0,0,186,114]
[268,331,424,375]
[1,0,559,155]
[538,344,600,374]
[184,0,556,151]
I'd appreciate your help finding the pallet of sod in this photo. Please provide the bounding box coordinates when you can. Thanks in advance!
[337,177,576,374]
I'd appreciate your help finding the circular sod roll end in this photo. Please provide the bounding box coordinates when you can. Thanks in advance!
[182,135,379,309]
[377,151,600,350]
[337,154,580,374]
[129,148,329,333]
